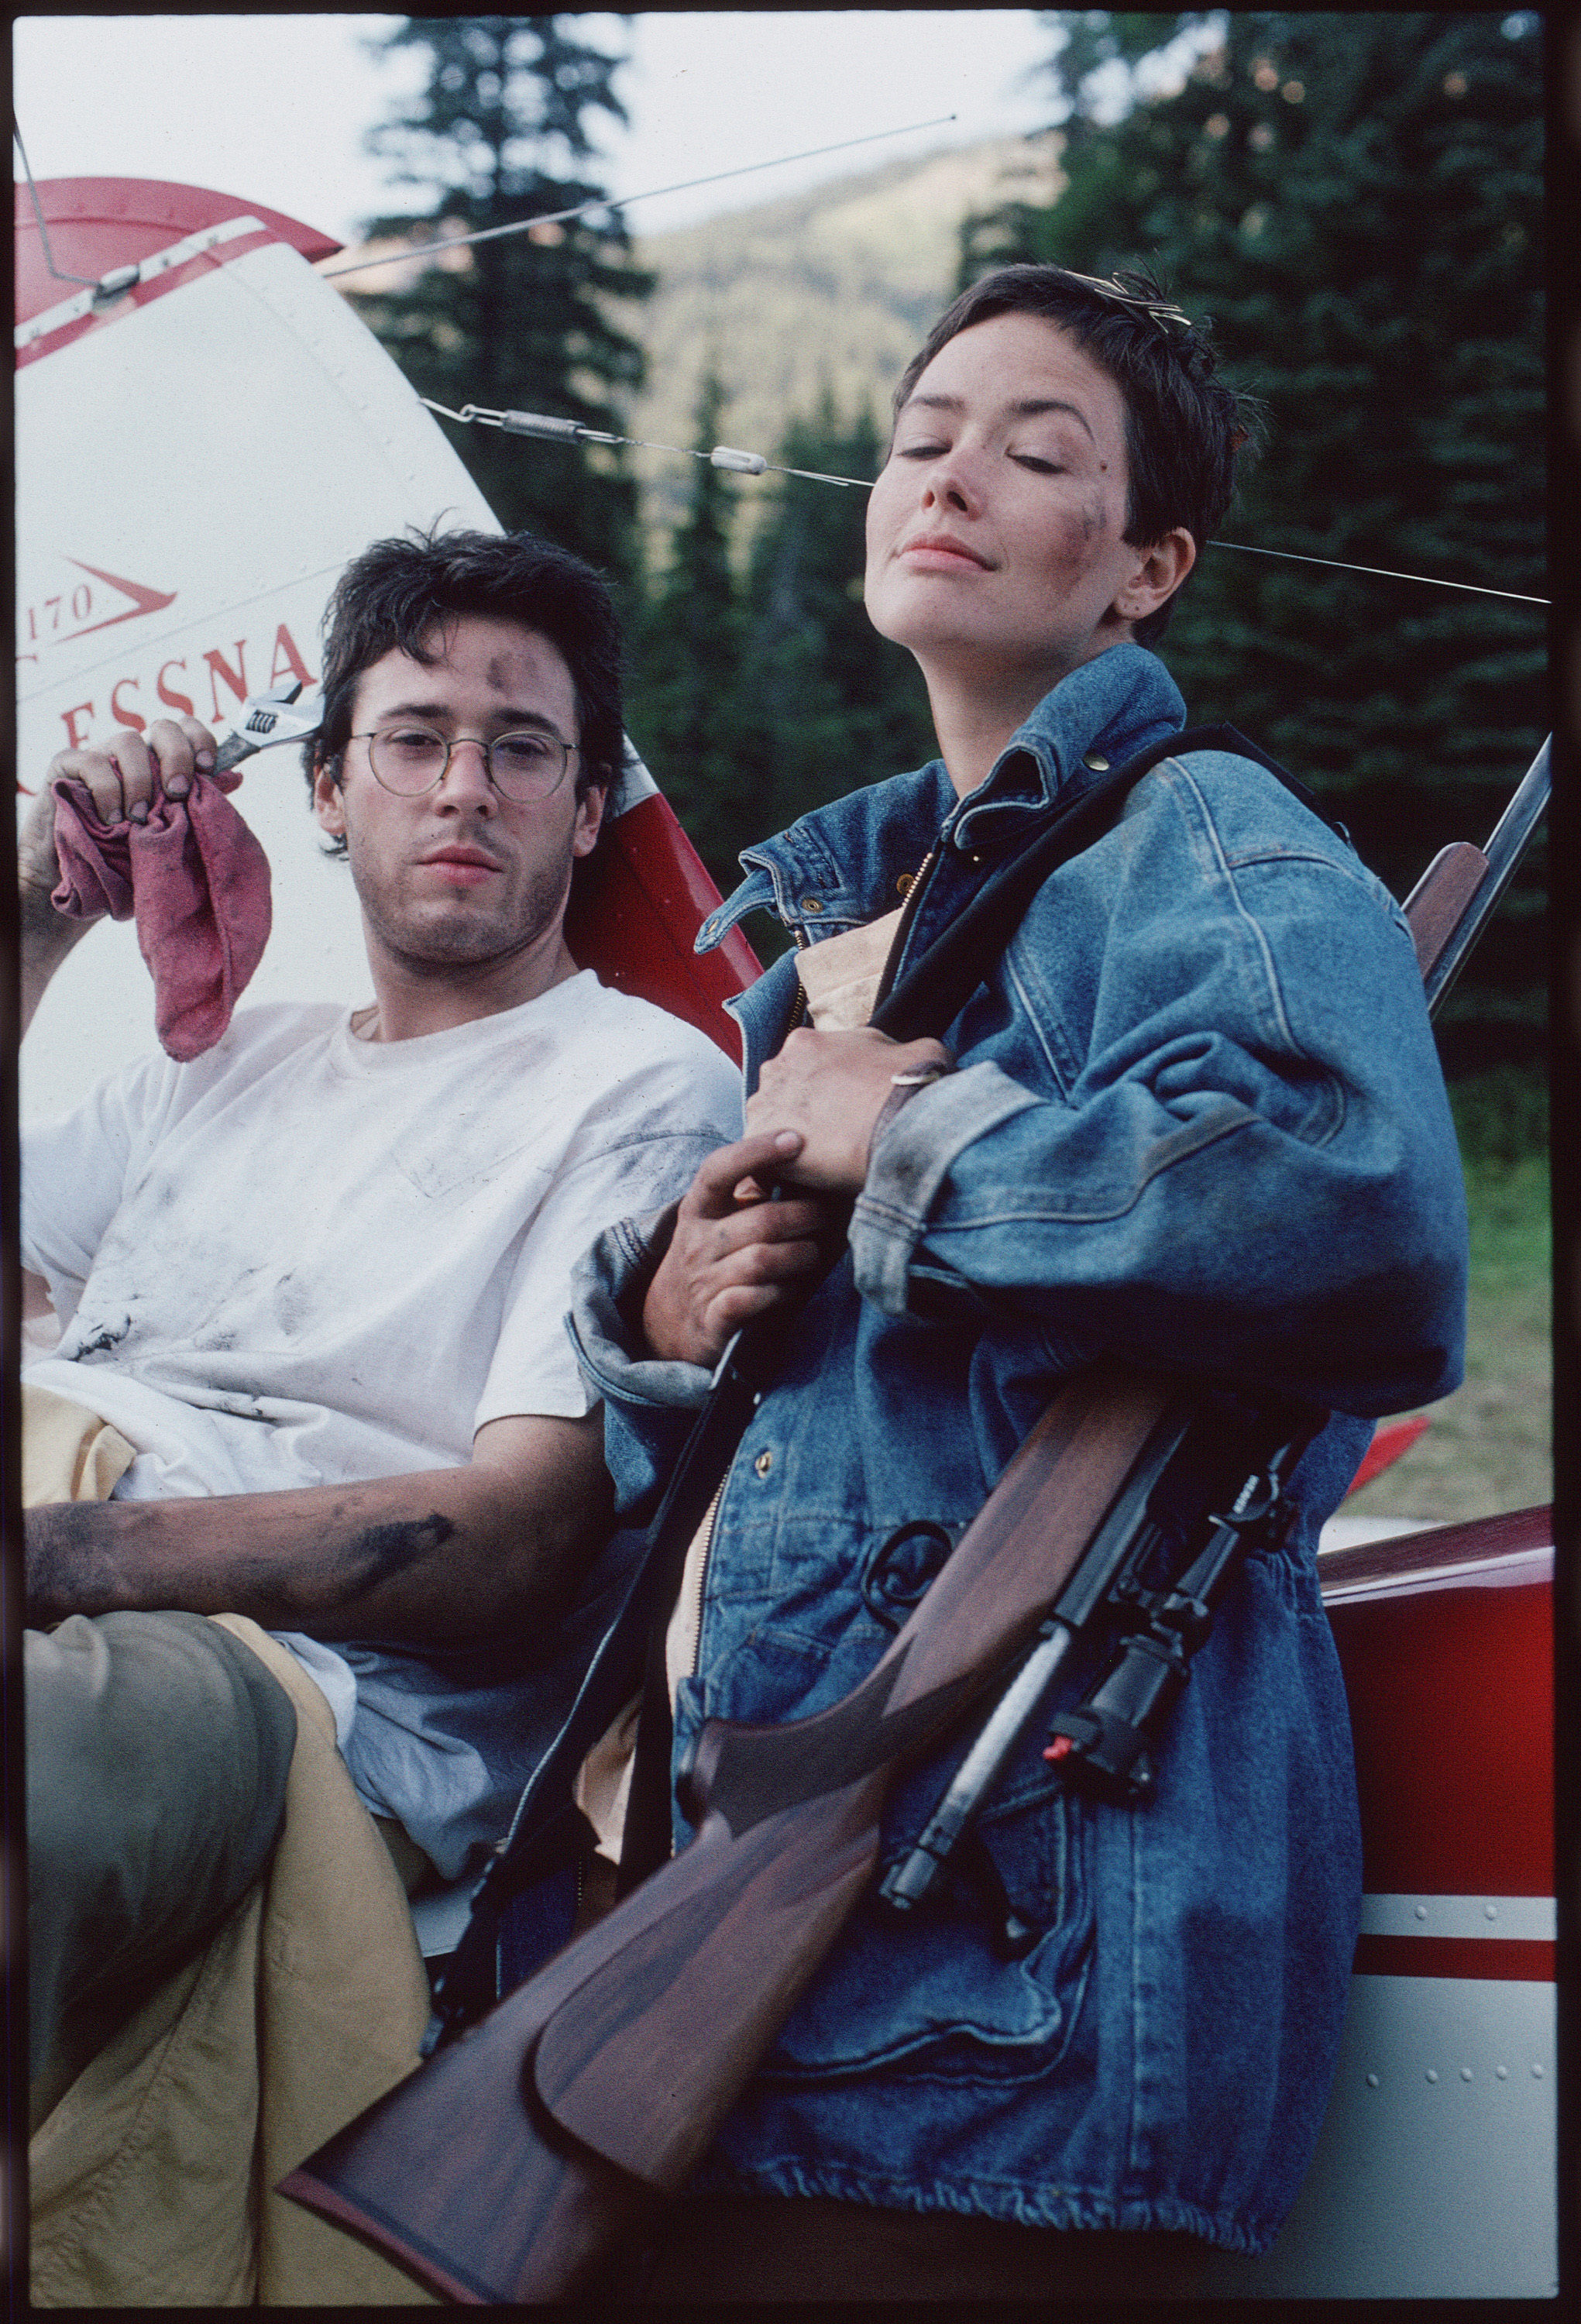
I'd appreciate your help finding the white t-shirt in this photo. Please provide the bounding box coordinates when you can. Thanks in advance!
[22,977,741,1874]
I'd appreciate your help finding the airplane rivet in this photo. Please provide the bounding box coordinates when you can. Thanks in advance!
[1497,2065,1509,2079]
[1425,2070,1439,2084]
[1460,2068,1473,2082]
[1532,2064,1545,2078]
[1484,1903,1497,1920]
[1366,2072,1380,2089]
[1414,1903,1428,1920]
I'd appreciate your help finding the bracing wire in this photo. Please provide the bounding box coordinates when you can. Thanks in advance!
[421,400,873,490]
[321,115,960,283]
[424,402,1551,607]
[13,114,98,287]
[1208,538,1548,607]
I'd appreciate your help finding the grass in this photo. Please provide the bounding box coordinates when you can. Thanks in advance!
[1342,1066,1551,1525]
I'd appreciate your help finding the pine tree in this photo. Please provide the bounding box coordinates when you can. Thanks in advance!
[960,11,1545,1074]
[738,390,937,858]
[628,386,940,935]
[627,370,754,888]
[349,15,654,584]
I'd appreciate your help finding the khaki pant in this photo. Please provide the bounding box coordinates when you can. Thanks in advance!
[27,1608,300,2133]
[24,1386,439,2305]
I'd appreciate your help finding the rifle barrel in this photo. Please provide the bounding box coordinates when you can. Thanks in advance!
[880,1618,1075,1910]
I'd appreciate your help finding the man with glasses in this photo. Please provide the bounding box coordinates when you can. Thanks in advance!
[17,528,739,2297]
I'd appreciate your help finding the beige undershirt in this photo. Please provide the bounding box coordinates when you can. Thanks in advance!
[789,906,903,1032]
[573,909,906,1864]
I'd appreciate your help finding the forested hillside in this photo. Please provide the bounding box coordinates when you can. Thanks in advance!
[957,10,1545,1080]
[624,135,1061,545]
[330,10,1546,1511]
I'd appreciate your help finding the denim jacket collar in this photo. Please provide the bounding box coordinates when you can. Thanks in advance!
[696,643,1187,954]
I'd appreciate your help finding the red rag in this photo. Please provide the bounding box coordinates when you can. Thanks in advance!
[50,769,273,1061]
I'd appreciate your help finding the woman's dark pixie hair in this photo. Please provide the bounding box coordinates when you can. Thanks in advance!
[306,525,624,847]
[892,264,1259,646]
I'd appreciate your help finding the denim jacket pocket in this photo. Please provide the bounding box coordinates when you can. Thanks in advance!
[749,1776,1095,2085]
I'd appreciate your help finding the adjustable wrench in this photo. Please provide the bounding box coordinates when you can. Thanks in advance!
[213,679,323,775]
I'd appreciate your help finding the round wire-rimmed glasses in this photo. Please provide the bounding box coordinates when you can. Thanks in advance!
[352,724,579,803]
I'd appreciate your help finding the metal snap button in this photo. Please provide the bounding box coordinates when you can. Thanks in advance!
[1084,751,1110,771]
[754,1449,773,1477]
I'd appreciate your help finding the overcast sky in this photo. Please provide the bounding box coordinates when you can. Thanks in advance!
[13,12,1062,246]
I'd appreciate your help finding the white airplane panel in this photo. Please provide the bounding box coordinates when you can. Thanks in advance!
[1198,1969,1557,2298]
[17,236,502,1122]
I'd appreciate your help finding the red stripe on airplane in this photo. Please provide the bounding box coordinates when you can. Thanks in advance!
[1345,1412,1430,1494]
[565,789,759,1064]
[1326,1527,1552,1900]
[1353,1932,1555,1982]
[15,177,338,324]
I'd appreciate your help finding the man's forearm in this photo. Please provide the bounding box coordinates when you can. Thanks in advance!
[24,1435,613,1643]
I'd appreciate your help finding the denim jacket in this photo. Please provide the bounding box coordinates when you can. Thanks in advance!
[566,643,1467,2250]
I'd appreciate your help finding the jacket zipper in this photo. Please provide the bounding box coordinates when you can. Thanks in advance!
[687,1469,730,1680]
[874,844,938,1013]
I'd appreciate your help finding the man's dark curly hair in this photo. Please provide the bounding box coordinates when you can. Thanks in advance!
[892,264,1260,646]
[307,525,624,854]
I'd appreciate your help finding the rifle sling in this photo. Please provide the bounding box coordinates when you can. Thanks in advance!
[872,724,1343,1041]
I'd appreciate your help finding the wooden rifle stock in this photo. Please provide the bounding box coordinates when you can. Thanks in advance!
[282,1361,1177,2300]
[1406,736,1548,1012]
